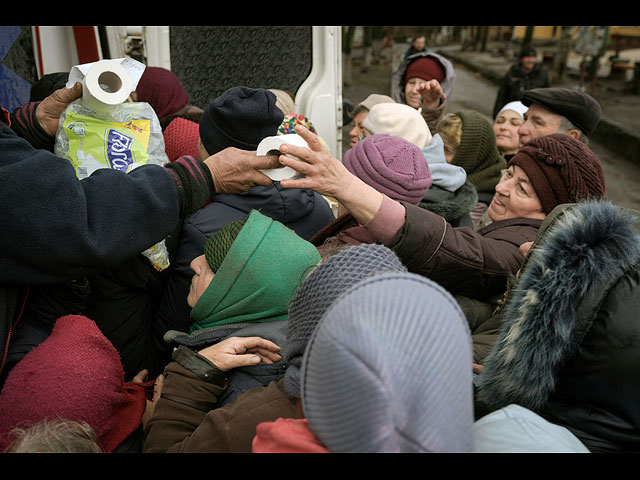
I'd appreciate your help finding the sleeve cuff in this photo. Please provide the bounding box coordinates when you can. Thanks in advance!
[172,345,228,385]
[363,195,407,246]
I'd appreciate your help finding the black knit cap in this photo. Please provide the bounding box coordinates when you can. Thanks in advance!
[198,86,284,155]
[520,87,602,136]
[519,44,537,58]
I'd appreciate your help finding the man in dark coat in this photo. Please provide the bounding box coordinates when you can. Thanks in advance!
[0,82,281,386]
[493,45,550,119]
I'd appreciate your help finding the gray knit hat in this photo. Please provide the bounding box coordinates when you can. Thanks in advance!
[300,272,474,453]
[283,244,407,397]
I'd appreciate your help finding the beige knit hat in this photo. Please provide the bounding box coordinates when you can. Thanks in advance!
[362,102,432,148]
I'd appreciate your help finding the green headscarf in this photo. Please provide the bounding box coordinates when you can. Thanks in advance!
[189,210,321,332]
[452,110,507,193]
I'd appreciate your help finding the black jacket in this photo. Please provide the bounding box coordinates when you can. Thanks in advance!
[0,114,180,383]
[1,101,212,384]
[476,201,640,452]
[493,62,550,118]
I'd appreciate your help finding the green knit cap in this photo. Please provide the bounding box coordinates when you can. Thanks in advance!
[189,210,322,331]
[452,110,507,193]
[203,217,248,273]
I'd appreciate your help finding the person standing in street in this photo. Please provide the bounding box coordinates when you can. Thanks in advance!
[493,45,550,118]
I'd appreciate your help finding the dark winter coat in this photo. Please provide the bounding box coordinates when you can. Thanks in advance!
[475,200,640,453]
[493,62,550,118]
[0,118,180,384]
[164,319,289,408]
[388,203,542,302]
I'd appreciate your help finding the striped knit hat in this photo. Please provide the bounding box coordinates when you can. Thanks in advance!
[509,133,606,214]
[300,272,474,452]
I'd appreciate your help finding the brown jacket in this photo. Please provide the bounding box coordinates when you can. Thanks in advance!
[143,360,300,453]
[389,203,542,301]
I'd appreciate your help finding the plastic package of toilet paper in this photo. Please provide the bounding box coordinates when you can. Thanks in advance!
[54,59,171,271]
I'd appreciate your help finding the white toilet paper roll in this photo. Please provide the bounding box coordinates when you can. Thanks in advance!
[82,60,134,113]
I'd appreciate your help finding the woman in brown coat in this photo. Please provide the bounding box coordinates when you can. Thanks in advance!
[278,126,606,304]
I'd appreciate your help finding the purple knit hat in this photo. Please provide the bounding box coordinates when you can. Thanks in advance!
[344,134,432,205]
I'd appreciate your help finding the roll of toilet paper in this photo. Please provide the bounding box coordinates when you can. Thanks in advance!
[256,133,309,180]
[81,60,134,113]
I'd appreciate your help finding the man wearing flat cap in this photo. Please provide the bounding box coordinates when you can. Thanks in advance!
[518,87,602,147]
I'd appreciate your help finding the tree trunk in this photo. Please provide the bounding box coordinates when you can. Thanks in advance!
[587,26,610,94]
[361,26,373,73]
[480,26,489,52]
[342,26,356,87]
[553,26,575,82]
[522,26,535,47]
[371,26,386,64]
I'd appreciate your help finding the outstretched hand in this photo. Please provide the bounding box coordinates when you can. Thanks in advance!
[198,336,282,372]
[204,148,281,194]
[36,81,83,136]
[279,125,384,225]
[417,79,446,110]
[277,124,352,198]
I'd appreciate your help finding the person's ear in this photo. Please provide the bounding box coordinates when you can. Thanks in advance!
[566,129,581,140]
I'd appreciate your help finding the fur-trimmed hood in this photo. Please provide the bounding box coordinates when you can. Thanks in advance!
[477,200,640,412]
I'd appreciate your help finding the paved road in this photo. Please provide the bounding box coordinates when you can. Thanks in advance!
[343,60,640,211]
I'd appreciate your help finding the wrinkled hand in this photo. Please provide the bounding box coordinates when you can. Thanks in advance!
[417,79,445,110]
[473,363,484,374]
[204,147,281,194]
[36,81,82,136]
[279,125,384,225]
[278,125,354,198]
[132,369,165,428]
[198,336,282,372]
[519,241,534,258]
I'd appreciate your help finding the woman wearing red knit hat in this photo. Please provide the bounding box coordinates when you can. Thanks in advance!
[391,50,457,134]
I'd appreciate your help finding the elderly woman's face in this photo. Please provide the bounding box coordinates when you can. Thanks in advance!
[487,165,546,222]
[187,255,216,307]
[348,111,368,148]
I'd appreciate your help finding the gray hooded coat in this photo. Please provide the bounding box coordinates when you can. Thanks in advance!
[391,50,457,133]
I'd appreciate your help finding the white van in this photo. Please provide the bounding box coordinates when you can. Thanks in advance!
[2,26,344,157]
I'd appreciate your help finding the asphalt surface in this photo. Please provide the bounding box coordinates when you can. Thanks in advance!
[342,44,640,211]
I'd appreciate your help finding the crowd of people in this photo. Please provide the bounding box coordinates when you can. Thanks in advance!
[0,37,638,454]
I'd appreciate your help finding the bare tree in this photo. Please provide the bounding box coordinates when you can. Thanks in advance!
[553,26,575,83]
[342,26,356,87]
